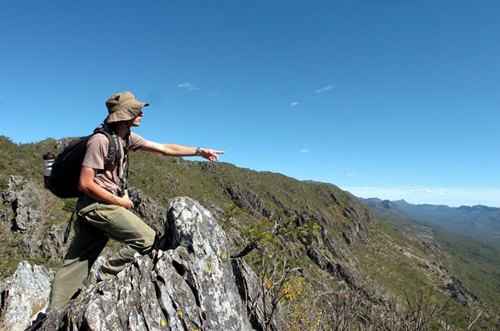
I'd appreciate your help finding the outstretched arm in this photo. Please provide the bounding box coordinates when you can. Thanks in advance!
[141,141,224,161]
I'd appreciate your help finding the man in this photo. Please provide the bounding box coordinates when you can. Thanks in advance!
[49,91,223,310]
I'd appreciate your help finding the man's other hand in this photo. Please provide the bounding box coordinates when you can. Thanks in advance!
[117,196,134,209]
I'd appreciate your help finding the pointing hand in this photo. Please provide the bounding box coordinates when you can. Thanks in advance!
[197,148,224,161]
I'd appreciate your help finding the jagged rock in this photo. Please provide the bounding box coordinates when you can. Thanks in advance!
[0,205,11,224]
[225,184,273,218]
[329,192,339,205]
[0,175,42,232]
[320,228,347,260]
[306,246,360,289]
[39,224,67,262]
[231,258,284,330]
[0,261,53,331]
[443,276,478,306]
[40,197,280,330]
[294,209,317,226]
[128,187,167,234]
[341,205,370,245]
[269,194,294,217]
[342,231,353,245]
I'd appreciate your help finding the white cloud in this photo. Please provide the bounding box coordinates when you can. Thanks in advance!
[315,84,334,94]
[177,82,199,91]
[290,101,299,107]
[299,148,309,153]
[344,186,500,207]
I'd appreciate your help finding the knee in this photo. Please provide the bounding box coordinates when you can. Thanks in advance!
[139,228,156,253]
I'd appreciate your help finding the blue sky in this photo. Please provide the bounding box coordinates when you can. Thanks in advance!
[1,1,499,206]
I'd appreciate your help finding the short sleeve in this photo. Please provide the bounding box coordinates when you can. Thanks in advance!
[82,134,108,169]
[129,132,148,151]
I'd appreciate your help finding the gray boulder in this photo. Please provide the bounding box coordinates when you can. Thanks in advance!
[41,197,279,330]
[39,224,67,262]
[0,175,42,232]
[0,261,53,331]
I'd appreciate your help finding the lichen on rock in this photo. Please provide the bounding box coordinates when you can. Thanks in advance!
[39,197,279,330]
[1,175,42,232]
[0,261,53,331]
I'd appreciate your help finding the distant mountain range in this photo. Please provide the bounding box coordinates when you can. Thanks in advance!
[361,198,500,247]
[360,197,500,320]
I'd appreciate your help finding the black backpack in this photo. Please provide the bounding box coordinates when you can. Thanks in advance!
[43,125,129,198]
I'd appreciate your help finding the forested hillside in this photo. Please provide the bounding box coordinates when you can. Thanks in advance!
[1,136,499,330]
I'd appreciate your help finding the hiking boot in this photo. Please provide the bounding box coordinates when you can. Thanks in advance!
[25,312,47,331]
[153,231,169,251]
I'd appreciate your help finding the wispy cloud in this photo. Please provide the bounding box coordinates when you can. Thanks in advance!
[290,101,299,107]
[314,84,334,94]
[177,82,199,91]
[344,186,500,207]
[299,148,309,153]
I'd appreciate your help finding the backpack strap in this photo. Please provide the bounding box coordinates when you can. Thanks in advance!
[121,132,131,195]
[92,124,131,197]
[93,124,122,171]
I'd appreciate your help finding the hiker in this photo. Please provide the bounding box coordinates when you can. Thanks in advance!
[48,91,223,311]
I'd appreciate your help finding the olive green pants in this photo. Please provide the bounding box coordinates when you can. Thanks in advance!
[48,202,156,311]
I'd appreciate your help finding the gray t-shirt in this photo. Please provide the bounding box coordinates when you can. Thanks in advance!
[82,131,147,195]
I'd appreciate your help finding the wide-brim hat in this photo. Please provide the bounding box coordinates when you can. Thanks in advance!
[105,91,150,123]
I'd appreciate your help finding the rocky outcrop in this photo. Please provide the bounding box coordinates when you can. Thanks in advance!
[39,224,67,262]
[340,205,371,245]
[0,261,53,331]
[0,175,42,232]
[444,277,478,306]
[225,184,273,218]
[40,197,280,331]
[128,188,167,234]
[0,175,69,264]
[306,246,359,289]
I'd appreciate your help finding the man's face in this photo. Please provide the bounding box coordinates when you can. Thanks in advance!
[131,111,144,127]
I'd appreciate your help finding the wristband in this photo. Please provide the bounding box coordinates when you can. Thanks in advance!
[195,147,202,156]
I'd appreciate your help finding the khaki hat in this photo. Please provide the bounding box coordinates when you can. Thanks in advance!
[105,91,149,123]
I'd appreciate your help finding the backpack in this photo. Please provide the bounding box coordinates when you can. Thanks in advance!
[43,125,129,198]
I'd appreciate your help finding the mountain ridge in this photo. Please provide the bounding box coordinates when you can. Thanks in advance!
[361,197,500,244]
[1,136,499,329]
[361,196,500,318]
